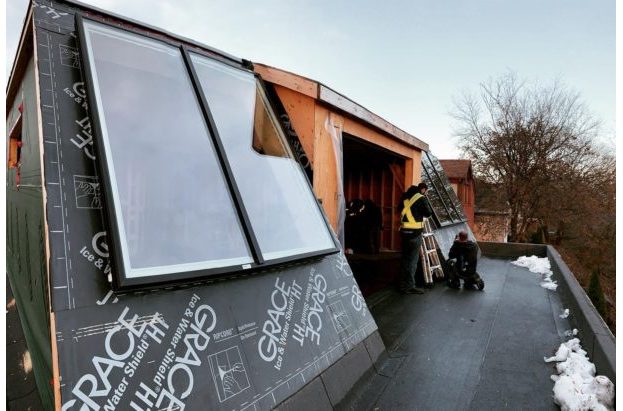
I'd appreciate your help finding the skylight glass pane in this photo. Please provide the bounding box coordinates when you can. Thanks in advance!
[421,161,452,225]
[82,21,253,278]
[189,54,336,260]
[426,152,466,222]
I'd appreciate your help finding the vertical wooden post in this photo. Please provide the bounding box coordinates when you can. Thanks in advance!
[313,106,344,231]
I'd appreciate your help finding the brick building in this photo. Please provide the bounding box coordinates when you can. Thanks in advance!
[439,159,475,229]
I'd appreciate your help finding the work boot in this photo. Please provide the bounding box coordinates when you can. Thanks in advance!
[447,279,461,289]
[401,287,425,294]
[463,281,475,290]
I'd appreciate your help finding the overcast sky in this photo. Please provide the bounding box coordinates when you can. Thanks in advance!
[5,0,616,158]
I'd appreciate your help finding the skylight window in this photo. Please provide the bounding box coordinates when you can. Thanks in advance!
[188,54,337,261]
[79,18,337,289]
[421,152,467,226]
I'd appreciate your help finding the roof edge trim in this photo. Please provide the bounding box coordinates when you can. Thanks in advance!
[60,0,243,64]
[254,63,429,151]
[319,85,428,151]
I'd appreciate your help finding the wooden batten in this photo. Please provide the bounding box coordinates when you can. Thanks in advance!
[31,12,61,407]
[312,106,342,229]
[50,312,61,410]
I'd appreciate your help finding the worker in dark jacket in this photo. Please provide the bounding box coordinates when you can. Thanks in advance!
[399,182,433,294]
[447,230,484,290]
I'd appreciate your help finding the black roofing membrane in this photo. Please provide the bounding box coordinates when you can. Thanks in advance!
[34,1,376,409]
[341,257,570,410]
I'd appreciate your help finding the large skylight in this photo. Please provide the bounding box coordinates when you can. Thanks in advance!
[421,151,467,226]
[79,19,337,288]
[189,54,337,261]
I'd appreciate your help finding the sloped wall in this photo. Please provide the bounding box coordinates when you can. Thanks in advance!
[32,1,380,409]
[6,55,54,409]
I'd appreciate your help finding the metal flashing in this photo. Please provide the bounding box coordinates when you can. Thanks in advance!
[319,84,428,151]
[57,0,244,64]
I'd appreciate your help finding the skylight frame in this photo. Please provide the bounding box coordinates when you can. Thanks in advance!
[77,15,339,290]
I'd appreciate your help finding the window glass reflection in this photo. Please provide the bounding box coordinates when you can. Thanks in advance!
[421,162,452,225]
[83,21,253,277]
[426,153,466,222]
[190,54,336,260]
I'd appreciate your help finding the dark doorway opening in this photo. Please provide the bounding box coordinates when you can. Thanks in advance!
[342,134,406,296]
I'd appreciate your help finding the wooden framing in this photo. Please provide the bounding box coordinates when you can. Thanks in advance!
[255,63,426,238]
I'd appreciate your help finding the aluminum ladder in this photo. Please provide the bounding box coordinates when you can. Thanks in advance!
[419,217,444,285]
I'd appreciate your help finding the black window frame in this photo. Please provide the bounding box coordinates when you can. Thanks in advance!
[76,15,339,290]
[421,151,467,227]
[426,152,466,221]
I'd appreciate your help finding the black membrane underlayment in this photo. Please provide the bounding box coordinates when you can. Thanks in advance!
[341,257,576,411]
[32,2,377,409]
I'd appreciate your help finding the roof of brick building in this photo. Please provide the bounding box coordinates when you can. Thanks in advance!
[439,159,472,180]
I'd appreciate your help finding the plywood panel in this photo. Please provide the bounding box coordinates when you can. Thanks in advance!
[380,169,391,250]
[273,85,316,166]
[345,168,355,200]
[255,63,318,99]
[313,107,343,230]
[404,151,423,187]
[342,117,414,159]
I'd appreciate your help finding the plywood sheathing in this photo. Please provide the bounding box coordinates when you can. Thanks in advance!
[258,63,428,233]
[273,85,316,166]
[254,63,429,152]
[255,64,318,99]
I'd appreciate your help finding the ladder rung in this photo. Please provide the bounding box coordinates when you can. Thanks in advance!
[430,265,441,270]
[426,249,437,254]
[422,233,434,237]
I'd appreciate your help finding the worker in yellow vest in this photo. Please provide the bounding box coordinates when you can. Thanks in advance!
[399,182,433,294]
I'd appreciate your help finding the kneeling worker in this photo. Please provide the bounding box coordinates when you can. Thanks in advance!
[447,230,484,290]
[399,182,433,294]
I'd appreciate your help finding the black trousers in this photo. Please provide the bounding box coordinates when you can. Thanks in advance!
[400,231,423,290]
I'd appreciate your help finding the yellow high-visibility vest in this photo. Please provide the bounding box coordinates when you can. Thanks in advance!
[400,193,424,230]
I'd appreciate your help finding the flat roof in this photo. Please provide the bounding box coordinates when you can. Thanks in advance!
[345,256,571,409]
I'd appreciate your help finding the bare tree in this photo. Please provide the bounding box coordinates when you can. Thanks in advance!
[452,72,600,242]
